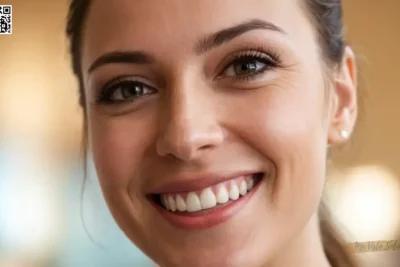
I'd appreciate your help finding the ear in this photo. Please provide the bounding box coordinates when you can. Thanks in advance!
[327,46,358,146]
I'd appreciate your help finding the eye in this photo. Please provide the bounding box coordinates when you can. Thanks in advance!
[219,49,280,80]
[96,78,156,104]
[223,57,268,77]
[110,82,151,101]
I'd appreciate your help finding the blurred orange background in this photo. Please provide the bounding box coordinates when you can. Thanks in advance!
[0,1,399,266]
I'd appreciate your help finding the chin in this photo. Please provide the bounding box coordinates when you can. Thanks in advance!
[134,209,279,267]
[151,244,267,267]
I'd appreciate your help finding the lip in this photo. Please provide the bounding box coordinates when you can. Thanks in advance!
[150,173,263,230]
[148,171,259,194]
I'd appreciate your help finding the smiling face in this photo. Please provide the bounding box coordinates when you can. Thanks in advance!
[79,0,357,266]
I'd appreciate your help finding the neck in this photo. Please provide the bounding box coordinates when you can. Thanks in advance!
[265,213,332,267]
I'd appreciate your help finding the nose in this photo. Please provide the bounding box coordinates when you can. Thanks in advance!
[156,86,224,162]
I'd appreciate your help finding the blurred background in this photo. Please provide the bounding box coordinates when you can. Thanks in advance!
[0,0,399,267]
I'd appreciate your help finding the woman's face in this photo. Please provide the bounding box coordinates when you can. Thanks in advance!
[80,0,356,266]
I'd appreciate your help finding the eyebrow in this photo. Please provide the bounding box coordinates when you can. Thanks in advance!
[88,51,155,73]
[195,19,287,54]
[87,19,286,74]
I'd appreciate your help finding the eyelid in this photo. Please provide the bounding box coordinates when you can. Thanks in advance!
[95,76,156,104]
[214,46,282,78]
[103,75,154,89]
[100,75,157,94]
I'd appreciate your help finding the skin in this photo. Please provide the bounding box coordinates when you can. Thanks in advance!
[80,0,357,266]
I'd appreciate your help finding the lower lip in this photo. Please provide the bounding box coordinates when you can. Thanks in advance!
[151,176,263,230]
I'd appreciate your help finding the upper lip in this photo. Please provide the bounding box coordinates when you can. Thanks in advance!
[148,171,259,195]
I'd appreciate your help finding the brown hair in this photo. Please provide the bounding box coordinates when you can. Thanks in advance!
[66,1,358,266]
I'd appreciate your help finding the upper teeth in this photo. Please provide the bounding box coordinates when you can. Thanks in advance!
[160,176,255,213]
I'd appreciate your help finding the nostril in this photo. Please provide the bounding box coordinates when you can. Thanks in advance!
[199,144,213,150]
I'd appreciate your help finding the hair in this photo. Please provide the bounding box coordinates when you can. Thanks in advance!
[66,1,358,266]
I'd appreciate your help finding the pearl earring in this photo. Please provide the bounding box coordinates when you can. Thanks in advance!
[340,109,351,139]
[340,129,350,139]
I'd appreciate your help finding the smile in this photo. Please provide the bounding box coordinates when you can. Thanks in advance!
[149,172,264,229]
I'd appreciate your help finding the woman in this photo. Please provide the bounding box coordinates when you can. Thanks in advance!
[66,0,359,266]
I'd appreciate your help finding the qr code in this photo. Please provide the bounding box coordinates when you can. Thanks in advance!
[0,5,12,34]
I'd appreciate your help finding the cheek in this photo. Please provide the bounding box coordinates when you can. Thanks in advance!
[228,77,328,215]
[88,109,157,189]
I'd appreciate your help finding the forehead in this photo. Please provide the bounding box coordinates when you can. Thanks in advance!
[82,0,314,69]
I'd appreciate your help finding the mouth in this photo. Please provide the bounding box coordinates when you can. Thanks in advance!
[148,172,264,229]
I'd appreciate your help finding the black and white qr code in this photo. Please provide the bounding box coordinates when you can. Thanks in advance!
[0,5,12,34]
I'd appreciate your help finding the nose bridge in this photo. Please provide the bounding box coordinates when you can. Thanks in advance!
[156,78,223,161]
[166,88,202,145]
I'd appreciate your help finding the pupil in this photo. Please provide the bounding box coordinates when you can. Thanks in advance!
[235,61,257,75]
[122,84,142,97]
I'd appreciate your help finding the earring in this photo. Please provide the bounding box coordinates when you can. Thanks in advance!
[340,109,351,139]
[340,129,350,139]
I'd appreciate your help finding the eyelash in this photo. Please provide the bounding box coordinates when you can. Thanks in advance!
[95,78,156,105]
[95,47,282,105]
[219,46,282,81]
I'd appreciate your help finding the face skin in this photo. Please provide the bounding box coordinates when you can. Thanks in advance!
[80,0,357,266]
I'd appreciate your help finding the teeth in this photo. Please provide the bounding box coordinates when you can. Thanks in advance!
[186,192,202,212]
[176,194,187,212]
[199,188,217,209]
[216,186,229,204]
[168,195,177,212]
[159,175,259,212]
[163,195,170,210]
[229,182,239,200]
[247,179,254,190]
[239,180,247,196]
